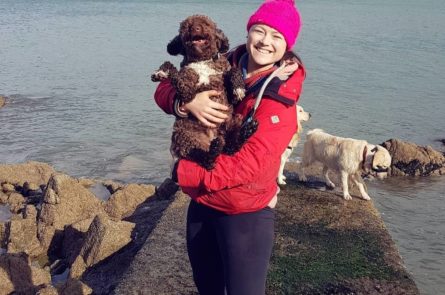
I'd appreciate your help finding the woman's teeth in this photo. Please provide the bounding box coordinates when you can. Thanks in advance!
[256,48,271,54]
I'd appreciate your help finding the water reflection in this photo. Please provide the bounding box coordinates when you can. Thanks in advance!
[0,204,13,222]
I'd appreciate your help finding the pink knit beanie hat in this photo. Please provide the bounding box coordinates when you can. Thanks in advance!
[247,0,302,50]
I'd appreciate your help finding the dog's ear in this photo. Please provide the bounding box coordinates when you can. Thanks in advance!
[215,29,229,53]
[167,35,185,56]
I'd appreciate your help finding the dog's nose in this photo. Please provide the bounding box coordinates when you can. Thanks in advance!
[373,165,389,173]
[192,25,202,34]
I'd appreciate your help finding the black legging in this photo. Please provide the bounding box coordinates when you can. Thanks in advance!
[186,200,275,295]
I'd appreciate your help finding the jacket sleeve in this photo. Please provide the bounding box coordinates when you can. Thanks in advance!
[176,96,297,193]
[154,79,176,115]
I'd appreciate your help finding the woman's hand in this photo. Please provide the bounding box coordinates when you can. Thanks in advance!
[183,90,229,128]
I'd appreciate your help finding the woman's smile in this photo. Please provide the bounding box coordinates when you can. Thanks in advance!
[246,24,287,76]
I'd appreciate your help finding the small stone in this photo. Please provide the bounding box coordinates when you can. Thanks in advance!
[2,183,15,193]
[0,95,5,108]
[23,181,41,197]
[43,188,59,205]
[24,205,38,219]
[0,192,8,204]
[78,178,96,188]
[8,192,25,213]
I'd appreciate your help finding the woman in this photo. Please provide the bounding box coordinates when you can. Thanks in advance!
[154,0,305,294]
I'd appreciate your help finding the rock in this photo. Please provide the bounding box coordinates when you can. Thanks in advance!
[382,139,445,176]
[58,278,92,295]
[0,161,55,187]
[7,214,43,257]
[0,221,7,248]
[24,204,38,219]
[7,192,26,213]
[62,217,94,264]
[23,181,42,197]
[2,182,15,193]
[70,214,135,279]
[37,173,104,253]
[0,191,8,204]
[37,284,59,295]
[0,95,5,108]
[70,255,88,279]
[113,192,196,295]
[0,252,51,294]
[77,178,96,188]
[104,183,155,219]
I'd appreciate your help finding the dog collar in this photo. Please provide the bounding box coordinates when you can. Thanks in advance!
[361,146,368,170]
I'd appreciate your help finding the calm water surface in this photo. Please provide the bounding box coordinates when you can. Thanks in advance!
[1,0,444,294]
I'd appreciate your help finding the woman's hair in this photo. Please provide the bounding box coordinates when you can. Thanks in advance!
[247,0,301,50]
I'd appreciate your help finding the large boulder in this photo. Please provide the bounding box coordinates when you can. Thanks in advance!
[0,161,55,187]
[58,278,93,295]
[62,217,95,264]
[37,173,104,253]
[0,252,51,294]
[70,214,135,278]
[36,285,59,295]
[382,139,445,176]
[7,210,43,257]
[103,183,155,220]
[6,192,26,213]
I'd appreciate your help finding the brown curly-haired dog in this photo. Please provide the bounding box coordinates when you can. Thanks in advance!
[152,15,258,170]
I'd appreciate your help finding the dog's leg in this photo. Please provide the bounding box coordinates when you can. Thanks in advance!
[298,158,308,182]
[226,67,245,104]
[151,61,177,82]
[299,142,312,182]
[190,137,223,170]
[224,116,258,155]
[323,166,335,189]
[174,68,200,103]
[351,173,371,200]
[299,167,307,182]
[278,149,291,185]
[340,171,352,200]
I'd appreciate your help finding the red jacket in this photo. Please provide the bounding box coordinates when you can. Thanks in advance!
[154,45,306,215]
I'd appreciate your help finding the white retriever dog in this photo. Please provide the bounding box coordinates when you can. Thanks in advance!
[299,129,391,200]
[277,105,311,185]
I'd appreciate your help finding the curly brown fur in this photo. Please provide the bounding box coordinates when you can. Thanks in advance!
[152,15,256,169]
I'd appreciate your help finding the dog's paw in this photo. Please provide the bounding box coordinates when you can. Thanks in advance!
[361,193,371,201]
[151,61,177,82]
[278,177,287,185]
[240,118,258,141]
[202,138,223,170]
[151,69,169,82]
[233,87,245,101]
[326,181,336,189]
[298,174,307,182]
[343,193,352,201]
